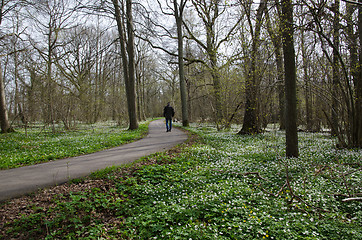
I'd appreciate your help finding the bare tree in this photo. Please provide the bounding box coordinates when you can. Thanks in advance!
[183,0,242,129]
[54,25,98,124]
[265,3,285,130]
[112,0,138,130]
[305,0,361,148]
[238,0,267,134]
[356,0,362,147]
[173,0,189,126]
[137,0,189,126]
[331,0,340,136]
[0,64,12,133]
[0,0,18,133]
[27,0,76,132]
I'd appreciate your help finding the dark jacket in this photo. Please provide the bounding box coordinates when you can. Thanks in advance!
[163,104,175,119]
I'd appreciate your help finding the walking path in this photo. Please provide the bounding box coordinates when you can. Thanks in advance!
[0,119,188,201]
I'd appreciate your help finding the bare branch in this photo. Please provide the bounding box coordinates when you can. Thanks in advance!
[341,0,362,6]
[342,197,362,202]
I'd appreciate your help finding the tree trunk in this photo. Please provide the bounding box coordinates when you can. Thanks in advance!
[125,0,138,130]
[301,30,312,131]
[174,0,189,127]
[345,1,361,148]
[239,0,267,134]
[0,63,12,133]
[356,0,362,147]
[205,22,222,128]
[210,55,223,129]
[112,0,138,130]
[136,59,142,122]
[277,65,285,130]
[266,8,285,130]
[331,0,340,136]
[46,17,56,133]
[0,0,11,133]
[281,0,299,157]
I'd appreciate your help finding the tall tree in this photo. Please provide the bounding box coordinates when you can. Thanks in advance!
[173,0,189,127]
[0,64,12,133]
[238,0,267,134]
[28,0,75,131]
[280,0,299,157]
[331,0,340,136]
[0,0,17,133]
[184,0,242,129]
[112,0,138,130]
[54,25,100,124]
[306,0,361,148]
[300,20,314,132]
[356,0,362,147]
[266,3,285,130]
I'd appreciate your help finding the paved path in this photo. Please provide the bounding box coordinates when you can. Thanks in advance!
[0,119,188,201]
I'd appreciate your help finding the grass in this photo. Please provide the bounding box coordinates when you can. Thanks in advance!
[0,121,149,169]
[0,123,361,239]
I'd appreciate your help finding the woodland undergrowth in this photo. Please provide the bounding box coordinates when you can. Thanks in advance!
[0,123,361,239]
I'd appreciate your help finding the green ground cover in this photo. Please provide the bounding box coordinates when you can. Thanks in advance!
[1,124,361,239]
[0,122,149,169]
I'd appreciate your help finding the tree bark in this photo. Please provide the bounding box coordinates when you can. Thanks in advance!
[185,0,242,129]
[125,0,138,130]
[0,0,12,133]
[277,51,286,131]
[356,0,362,147]
[112,0,138,130]
[331,0,340,136]
[281,0,299,157]
[47,26,55,132]
[239,0,267,134]
[174,0,189,127]
[0,63,12,133]
[266,7,285,130]
[301,29,312,131]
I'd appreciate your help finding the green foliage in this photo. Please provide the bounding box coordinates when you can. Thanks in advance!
[5,190,127,239]
[2,124,361,239]
[118,126,361,239]
[0,122,149,169]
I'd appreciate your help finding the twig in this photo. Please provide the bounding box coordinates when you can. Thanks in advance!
[256,182,287,198]
[284,162,329,213]
[342,197,362,202]
[342,168,362,177]
[342,0,362,6]
[341,175,352,197]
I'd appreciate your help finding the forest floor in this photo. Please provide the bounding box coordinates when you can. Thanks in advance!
[0,123,361,239]
[0,119,187,200]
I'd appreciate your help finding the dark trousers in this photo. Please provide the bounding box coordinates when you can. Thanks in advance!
[166,118,172,131]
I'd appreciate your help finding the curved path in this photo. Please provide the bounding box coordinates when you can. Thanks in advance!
[0,119,188,201]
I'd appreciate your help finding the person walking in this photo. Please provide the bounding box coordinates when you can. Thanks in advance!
[163,102,175,132]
